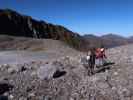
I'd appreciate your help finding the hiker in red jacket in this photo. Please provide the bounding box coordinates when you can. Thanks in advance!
[95,47,107,67]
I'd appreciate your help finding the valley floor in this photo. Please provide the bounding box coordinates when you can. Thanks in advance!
[0,42,133,100]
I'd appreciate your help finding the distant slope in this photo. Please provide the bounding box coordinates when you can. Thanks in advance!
[83,33,133,48]
[0,9,87,51]
[0,35,81,64]
[101,34,129,47]
[83,34,102,48]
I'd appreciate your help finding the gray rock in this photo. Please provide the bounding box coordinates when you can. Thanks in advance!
[37,64,56,80]
[7,65,19,74]
[19,97,27,100]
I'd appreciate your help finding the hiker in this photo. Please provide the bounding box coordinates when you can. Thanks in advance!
[101,47,107,64]
[95,47,107,67]
[88,48,96,75]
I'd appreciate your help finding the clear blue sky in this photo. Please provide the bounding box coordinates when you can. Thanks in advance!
[0,0,133,36]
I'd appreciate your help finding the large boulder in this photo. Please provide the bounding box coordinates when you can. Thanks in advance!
[37,64,57,80]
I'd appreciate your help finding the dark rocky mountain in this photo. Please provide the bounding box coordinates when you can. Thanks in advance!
[0,9,87,51]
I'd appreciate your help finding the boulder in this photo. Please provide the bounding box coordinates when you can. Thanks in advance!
[0,83,13,95]
[7,65,19,74]
[37,64,56,80]
[53,70,66,78]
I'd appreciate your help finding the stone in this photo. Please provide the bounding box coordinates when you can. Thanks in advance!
[0,83,14,95]
[20,66,27,72]
[7,65,19,74]
[122,88,131,97]
[69,97,75,100]
[114,72,118,76]
[37,64,56,80]
[31,71,36,76]
[19,97,27,100]
[112,87,117,90]
[53,70,66,78]
[97,81,109,89]
[43,96,51,100]
[28,92,35,97]
[9,94,14,99]
[26,87,33,92]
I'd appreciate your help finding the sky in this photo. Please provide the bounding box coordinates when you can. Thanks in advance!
[0,0,133,37]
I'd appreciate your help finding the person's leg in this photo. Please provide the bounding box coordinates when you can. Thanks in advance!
[99,58,103,66]
[88,55,92,75]
[91,64,94,75]
[103,57,107,65]
[88,62,94,75]
[101,57,106,66]
[96,58,101,68]
[91,57,95,75]
[87,58,90,75]
[89,61,94,75]
[88,64,92,76]
[95,59,98,67]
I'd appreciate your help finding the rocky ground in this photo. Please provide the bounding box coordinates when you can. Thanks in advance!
[0,43,133,100]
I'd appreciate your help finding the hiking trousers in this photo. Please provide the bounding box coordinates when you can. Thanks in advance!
[88,55,95,75]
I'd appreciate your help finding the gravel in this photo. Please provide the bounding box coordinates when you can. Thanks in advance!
[0,44,133,99]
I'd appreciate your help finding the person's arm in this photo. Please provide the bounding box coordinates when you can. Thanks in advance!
[103,52,107,58]
[86,55,90,60]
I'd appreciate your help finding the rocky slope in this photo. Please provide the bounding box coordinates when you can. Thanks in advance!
[0,44,133,100]
[0,35,78,52]
[0,35,81,65]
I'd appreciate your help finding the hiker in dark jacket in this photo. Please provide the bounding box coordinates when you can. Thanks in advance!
[88,48,96,75]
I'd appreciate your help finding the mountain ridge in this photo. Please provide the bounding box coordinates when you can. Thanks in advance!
[83,33,133,48]
[0,8,133,50]
[0,8,87,51]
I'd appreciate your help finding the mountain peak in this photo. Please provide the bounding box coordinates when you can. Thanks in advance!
[101,34,126,40]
